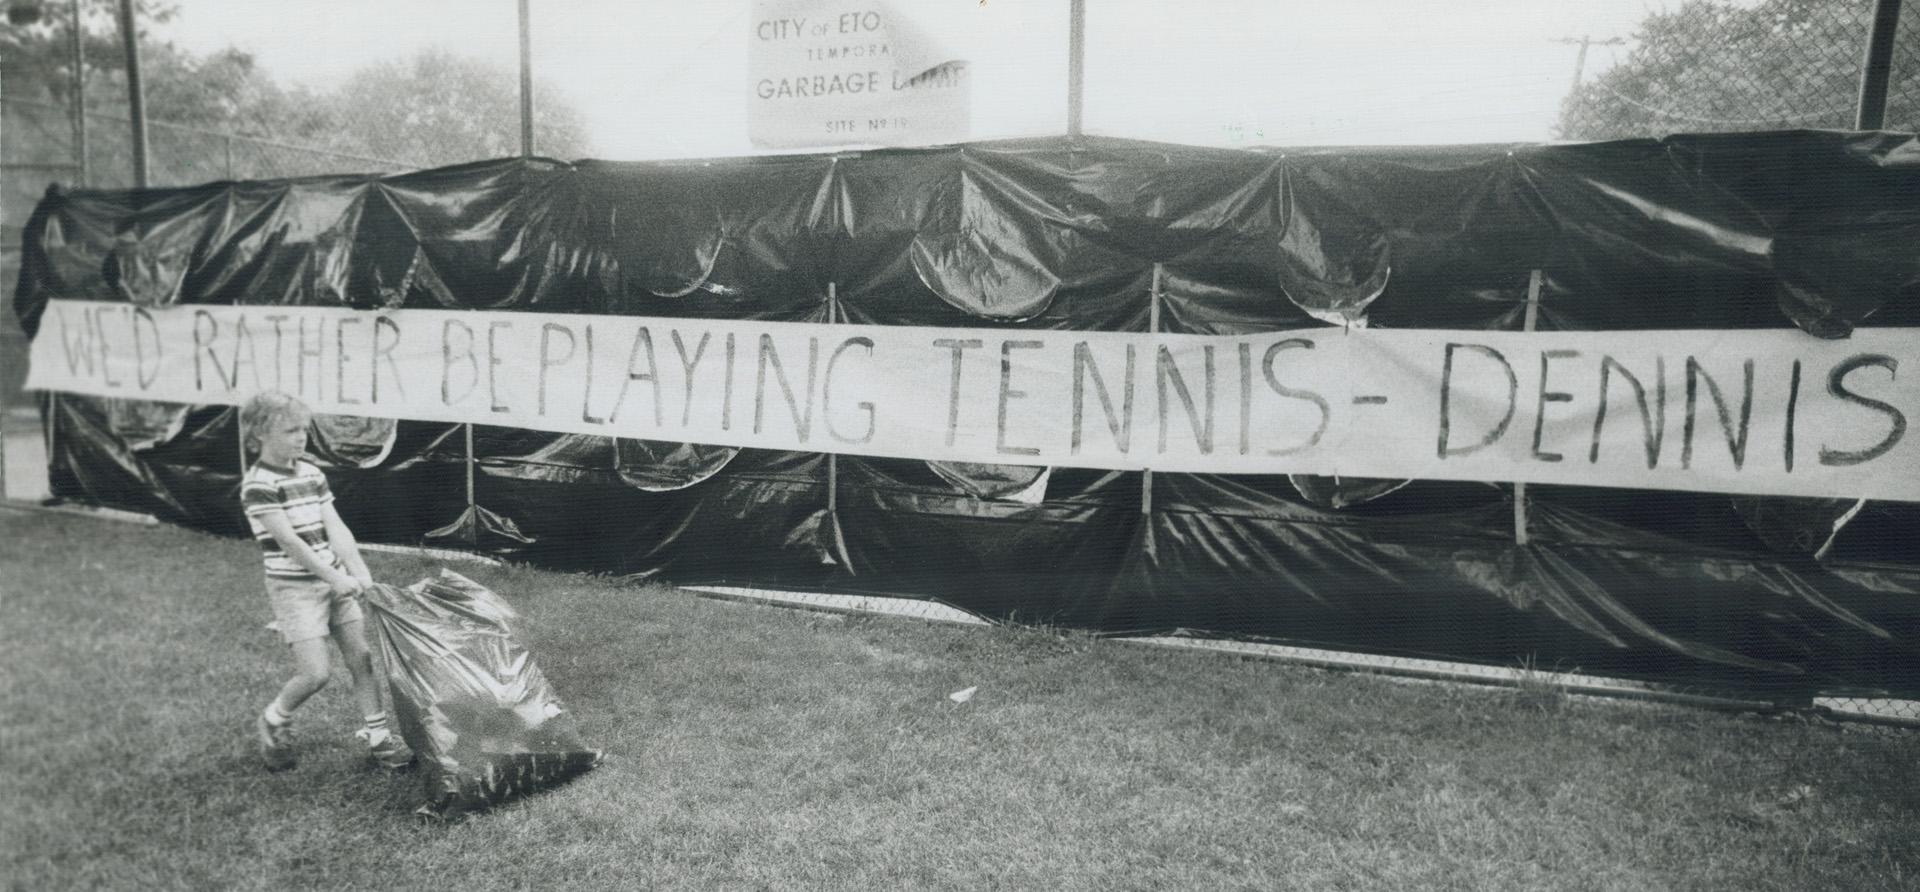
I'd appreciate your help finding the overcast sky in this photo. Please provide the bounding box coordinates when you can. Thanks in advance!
[160,0,1664,159]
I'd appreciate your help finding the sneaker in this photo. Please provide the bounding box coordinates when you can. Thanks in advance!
[255,711,296,771]
[356,728,415,770]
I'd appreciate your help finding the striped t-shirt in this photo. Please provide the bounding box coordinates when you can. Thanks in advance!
[240,459,339,578]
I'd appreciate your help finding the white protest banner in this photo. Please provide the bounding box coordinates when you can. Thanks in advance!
[26,301,1919,501]
[749,0,969,148]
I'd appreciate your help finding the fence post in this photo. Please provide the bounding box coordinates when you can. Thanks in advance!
[44,393,58,502]
[116,0,148,188]
[236,405,247,480]
[1142,264,1162,517]
[1,65,7,502]
[1513,269,1543,546]
[826,281,838,519]
[1067,0,1085,138]
[68,0,87,186]
[1855,0,1905,129]
[463,422,477,546]
[518,0,534,157]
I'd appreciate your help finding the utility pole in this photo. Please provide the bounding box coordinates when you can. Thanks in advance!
[1554,35,1625,93]
[1553,34,1624,125]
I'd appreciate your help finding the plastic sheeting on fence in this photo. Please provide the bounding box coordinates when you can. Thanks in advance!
[15,133,1920,701]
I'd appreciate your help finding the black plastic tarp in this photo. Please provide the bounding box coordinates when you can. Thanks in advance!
[15,133,1920,700]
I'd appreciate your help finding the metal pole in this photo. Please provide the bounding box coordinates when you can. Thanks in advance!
[0,64,6,500]
[1142,263,1161,517]
[518,0,534,157]
[223,134,233,179]
[1067,0,1084,138]
[1856,0,1904,130]
[1513,269,1542,546]
[68,0,87,186]
[45,393,58,503]
[826,282,838,516]
[463,422,477,546]
[115,0,147,187]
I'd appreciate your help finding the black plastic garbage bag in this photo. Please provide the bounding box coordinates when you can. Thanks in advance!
[362,569,601,820]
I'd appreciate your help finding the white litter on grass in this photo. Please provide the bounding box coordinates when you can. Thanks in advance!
[687,585,988,625]
[359,542,504,566]
[1774,784,1815,808]
[948,686,978,704]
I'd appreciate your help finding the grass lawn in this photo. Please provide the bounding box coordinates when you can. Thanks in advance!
[2,507,1917,891]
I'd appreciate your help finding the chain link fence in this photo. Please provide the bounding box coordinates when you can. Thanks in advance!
[1552,0,1920,730]
[2,96,422,191]
[1561,0,1920,138]
[0,39,540,451]
[0,97,431,451]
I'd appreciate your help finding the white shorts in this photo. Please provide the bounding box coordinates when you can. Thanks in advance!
[265,575,364,644]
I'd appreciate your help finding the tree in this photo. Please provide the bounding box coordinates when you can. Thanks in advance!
[3,7,595,184]
[1556,0,1919,140]
[141,45,334,140]
[325,48,592,168]
[0,0,347,184]
[0,0,178,108]
[0,1,313,134]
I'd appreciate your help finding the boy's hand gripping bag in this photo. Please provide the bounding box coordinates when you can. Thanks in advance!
[362,569,601,820]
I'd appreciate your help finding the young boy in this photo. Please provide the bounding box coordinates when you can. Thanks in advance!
[240,391,412,771]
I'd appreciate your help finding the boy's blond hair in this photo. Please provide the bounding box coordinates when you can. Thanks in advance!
[238,391,311,455]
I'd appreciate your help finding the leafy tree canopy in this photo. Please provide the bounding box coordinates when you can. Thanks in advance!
[326,48,591,167]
